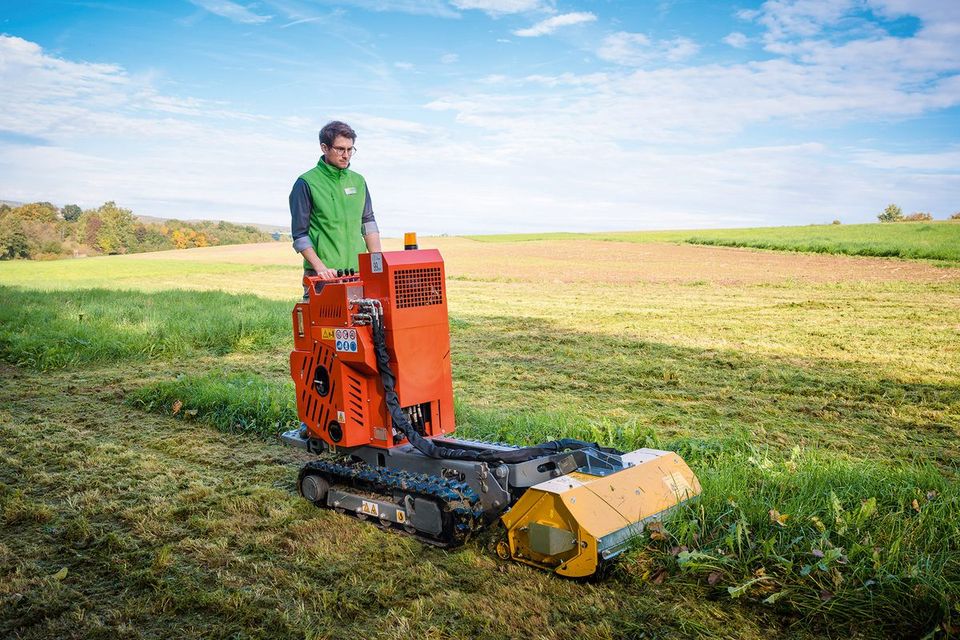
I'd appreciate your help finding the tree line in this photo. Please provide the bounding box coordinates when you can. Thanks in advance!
[878,204,960,223]
[0,201,279,260]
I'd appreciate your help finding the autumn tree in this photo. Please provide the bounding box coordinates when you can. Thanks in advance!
[877,204,903,223]
[93,201,137,254]
[0,216,30,259]
[11,201,58,222]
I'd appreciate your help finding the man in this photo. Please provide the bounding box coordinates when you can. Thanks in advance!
[290,121,381,289]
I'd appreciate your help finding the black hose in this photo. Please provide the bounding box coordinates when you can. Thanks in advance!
[371,312,619,463]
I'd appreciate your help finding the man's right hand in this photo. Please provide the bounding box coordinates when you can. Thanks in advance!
[313,263,339,280]
[301,247,339,279]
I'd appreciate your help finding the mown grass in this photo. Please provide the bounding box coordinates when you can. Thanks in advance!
[2,238,959,638]
[467,221,960,262]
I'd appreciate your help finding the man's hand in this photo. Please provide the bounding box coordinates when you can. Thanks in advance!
[300,247,338,279]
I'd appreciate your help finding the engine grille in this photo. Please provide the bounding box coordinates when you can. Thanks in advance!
[393,267,443,309]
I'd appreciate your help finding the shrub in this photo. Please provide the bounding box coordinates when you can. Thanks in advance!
[831,219,841,225]
[904,212,933,222]
[950,212,960,221]
[878,204,903,223]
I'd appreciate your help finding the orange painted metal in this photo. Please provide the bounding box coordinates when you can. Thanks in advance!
[290,249,455,450]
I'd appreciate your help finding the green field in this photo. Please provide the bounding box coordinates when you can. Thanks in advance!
[1,234,959,639]
[468,221,960,262]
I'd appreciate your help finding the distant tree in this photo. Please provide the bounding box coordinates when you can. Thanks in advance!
[171,228,190,249]
[0,203,11,218]
[831,219,841,225]
[0,216,31,259]
[94,201,136,254]
[11,201,58,223]
[61,204,83,222]
[79,212,103,247]
[877,204,903,223]
[951,211,960,220]
[903,212,933,222]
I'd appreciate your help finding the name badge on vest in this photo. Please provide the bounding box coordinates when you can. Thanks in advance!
[344,187,357,195]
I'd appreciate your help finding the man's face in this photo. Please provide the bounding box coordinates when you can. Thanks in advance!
[322,135,355,169]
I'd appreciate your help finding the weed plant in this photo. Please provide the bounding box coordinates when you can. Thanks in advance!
[635,444,959,636]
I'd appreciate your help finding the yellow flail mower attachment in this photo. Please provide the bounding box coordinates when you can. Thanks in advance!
[498,448,701,577]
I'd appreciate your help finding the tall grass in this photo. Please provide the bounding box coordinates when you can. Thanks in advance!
[127,372,298,437]
[0,286,290,369]
[639,445,959,636]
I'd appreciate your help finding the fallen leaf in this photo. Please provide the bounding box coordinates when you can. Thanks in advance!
[708,571,722,586]
[763,591,786,605]
[769,509,790,526]
[184,409,198,417]
[820,589,833,601]
[649,568,668,584]
[926,490,939,501]
[911,499,920,512]
[172,400,182,415]
[52,567,68,581]
[646,521,668,542]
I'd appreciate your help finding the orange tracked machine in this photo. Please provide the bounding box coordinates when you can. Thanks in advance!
[283,240,700,576]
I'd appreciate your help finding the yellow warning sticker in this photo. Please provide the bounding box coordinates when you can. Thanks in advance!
[321,328,335,341]
[396,510,406,523]
[360,500,379,517]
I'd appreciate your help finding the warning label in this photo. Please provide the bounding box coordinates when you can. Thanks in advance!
[321,328,335,341]
[335,328,358,352]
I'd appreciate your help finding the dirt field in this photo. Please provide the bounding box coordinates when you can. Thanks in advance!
[122,238,960,286]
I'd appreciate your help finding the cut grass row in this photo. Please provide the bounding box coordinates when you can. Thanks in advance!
[466,221,960,262]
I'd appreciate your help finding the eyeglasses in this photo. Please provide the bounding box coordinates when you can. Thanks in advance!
[325,145,356,157]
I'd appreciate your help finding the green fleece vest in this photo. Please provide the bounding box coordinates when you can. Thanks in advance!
[299,159,368,271]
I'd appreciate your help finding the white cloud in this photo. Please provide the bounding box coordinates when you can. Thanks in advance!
[189,0,272,24]
[597,32,699,66]
[513,12,597,37]
[449,0,547,15]
[723,31,750,48]
[2,1,960,238]
[394,61,414,70]
[441,53,459,64]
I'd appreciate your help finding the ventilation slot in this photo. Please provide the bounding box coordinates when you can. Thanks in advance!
[315,304,344,319]
[345,372,366,424]
[393,267,443,308]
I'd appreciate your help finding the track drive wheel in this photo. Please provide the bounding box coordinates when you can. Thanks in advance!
[299,473,330,505]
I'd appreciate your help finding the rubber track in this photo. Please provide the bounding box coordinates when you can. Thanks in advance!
[298,459,485,547]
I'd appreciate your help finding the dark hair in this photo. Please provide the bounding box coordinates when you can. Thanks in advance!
[319,121,357,146]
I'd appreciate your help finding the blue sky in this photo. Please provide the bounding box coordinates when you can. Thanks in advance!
[0,0,958,235]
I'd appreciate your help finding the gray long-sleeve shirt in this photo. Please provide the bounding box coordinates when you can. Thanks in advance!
[289,175,378,254]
